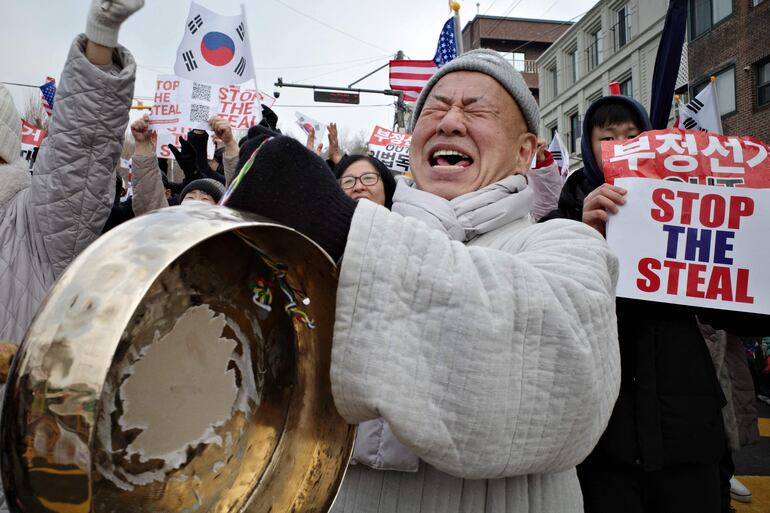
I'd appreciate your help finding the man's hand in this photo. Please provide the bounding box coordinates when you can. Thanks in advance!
[131,114,155,156]
[305,126,323,156]
[582,184,627,237]
[209,116,239,157]
[328,122,342,165]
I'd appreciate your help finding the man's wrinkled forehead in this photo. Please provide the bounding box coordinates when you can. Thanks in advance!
[426,72,500,105]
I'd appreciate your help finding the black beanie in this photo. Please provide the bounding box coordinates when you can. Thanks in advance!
[333,155,397,210]
[180,178,226,204]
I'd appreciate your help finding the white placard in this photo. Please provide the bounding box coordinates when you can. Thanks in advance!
[607,177,770,314]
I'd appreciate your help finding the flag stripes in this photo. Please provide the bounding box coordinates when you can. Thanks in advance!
[236,22,245,42]
[187,14,203,34]
[182,50,198,71]
[389,60,438,102]
[234,57,246,77]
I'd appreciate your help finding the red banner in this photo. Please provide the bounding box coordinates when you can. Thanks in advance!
[602,129,770,189]
[21,119,46,147]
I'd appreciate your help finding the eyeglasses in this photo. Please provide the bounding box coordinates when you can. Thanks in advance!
[337,172,380,190]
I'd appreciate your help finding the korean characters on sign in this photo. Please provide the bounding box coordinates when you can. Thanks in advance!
[602,129,770,188]
[368,126,411,174]
[603,129,770,315]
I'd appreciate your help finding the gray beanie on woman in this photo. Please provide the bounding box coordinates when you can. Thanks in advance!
[409,49,540,135]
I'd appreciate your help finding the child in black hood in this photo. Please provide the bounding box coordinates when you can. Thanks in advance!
[543,95,768,513]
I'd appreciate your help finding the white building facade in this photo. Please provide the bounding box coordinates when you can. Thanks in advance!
[536,0,673,172]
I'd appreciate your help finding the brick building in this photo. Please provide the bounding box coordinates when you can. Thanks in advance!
[461,16,573,102]
[687,0,770,143]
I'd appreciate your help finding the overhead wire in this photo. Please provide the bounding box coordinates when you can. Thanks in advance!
[291,55,388,84]
[267,0,391,53]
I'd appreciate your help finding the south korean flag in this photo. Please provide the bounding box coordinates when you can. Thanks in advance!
[174,2,255,85]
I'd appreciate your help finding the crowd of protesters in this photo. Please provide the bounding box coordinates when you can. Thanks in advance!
[0,1,769,513]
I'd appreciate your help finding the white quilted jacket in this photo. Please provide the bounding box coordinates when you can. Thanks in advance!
[330,200,621,512]
[0,35,136,344]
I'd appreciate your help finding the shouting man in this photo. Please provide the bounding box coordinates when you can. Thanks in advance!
[227,49,621,513]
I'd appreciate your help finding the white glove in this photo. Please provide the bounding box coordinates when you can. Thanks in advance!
[85,0,145,47]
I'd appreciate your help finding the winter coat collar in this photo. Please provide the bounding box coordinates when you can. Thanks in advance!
[391,174,534,242]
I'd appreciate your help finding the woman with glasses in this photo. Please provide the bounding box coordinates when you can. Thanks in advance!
[334,155,397,209]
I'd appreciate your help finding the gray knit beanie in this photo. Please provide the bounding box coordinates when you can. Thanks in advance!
[180,178,226,204]
[0,85,21,164]
[410,49,540,135]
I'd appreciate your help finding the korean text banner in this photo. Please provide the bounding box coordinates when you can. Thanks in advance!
[606,178,769,314]
[368,126,411,174]
[602,129,770,188]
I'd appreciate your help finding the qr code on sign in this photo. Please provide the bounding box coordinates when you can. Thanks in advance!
[190,104,210,123]
[191,82,211,101]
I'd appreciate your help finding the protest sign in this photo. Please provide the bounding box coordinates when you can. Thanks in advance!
[20,119,46,169]
[149,75,214,131]
[603,128,770,314]
[217,84,263,128]
[368,125,411,174]
[257,90,276,109]
[150,75,263,134]
[606,178,770,314]
[156,126,215,160]
[602,129,770,188]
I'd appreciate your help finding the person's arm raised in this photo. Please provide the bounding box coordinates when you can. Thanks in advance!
[26,0,143,278]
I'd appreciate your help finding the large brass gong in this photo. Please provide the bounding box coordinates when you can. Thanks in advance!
[0,205,355,512]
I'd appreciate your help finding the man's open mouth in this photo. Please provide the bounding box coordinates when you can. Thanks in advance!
[430,149,474,168]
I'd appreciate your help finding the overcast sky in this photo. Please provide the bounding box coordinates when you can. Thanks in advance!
[0,0,597,144]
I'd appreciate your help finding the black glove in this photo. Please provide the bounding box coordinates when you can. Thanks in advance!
[259,104,279,131]
[186,130,225,184]
[225,136,357,262]
[167,136,198,184]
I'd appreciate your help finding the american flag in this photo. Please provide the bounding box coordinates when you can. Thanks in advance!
[40,77,56,117]
[389,18,457,102]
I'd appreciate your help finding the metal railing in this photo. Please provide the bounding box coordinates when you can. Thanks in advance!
[610,12,632,52]
[586,39,600,72]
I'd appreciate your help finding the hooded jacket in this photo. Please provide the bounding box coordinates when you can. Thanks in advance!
[0,35,136,343]
[543,95,768,470]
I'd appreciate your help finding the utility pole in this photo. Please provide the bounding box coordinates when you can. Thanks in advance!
[393,50,408,132]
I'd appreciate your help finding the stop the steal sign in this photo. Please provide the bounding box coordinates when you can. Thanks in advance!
[607,177,770,314]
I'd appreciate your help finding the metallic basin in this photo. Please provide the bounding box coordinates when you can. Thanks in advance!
[1,205,355,513]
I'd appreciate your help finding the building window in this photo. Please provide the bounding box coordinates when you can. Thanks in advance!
[513,52,526,72]
[548,65,558,98]
[689,0,733,39]
[619,76,633,97]
[548,124,558,143]
[758,61,770,107]
[613,5,632,50]
[567,48,578,84]
[693,66,736,116]
[586,27,602,71]
[569,112,581,153]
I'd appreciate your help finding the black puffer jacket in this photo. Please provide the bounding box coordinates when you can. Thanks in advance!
[543,96,769,470]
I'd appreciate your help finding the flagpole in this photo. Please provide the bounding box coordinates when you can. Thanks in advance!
[451,2,464,55]
[709,75,724,135]
[241,3,263,123]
